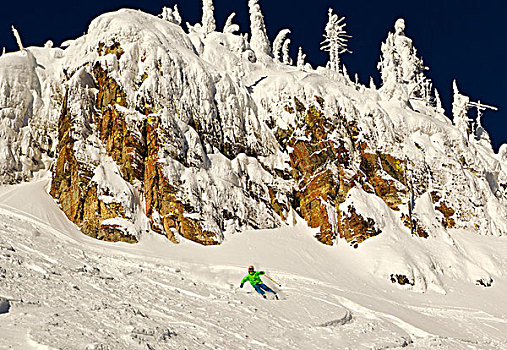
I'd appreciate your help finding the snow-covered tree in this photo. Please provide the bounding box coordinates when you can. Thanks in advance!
[202,0,216,34]
[282,39,292,65]
[421,77,432,103]
[499,144,507,163]
[248,0,272,57]
[434,89,445,114]
[160,5,181,25]
[369,77,376,89]
[11,26,24,51]
[342,65,353,84]
[378,18,430,102]
[452,80,497,141]
[173,5,182,25]
[452,80,471,137]
[297,47,306,70]
[187,22,203,34]
[223,13,240,34]
[273,29,290,62]
[320,8,351,73]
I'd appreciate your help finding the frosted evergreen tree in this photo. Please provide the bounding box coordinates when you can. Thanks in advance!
[421,76,433,103]
[248,0,272,57]
[173,5,182,25]
[378,18,430,102]
[223,13,240,34]
[342,65,353,84]
[499,144,507,163]
[202,0,216,34]
[320,8,351,73]
[369,77,376,89]
[273,29,290,62]
[297,47,306,70]
[282,39,292,65]
[434,89,445,114]
[452,80,471,137]
[160,5,181,25]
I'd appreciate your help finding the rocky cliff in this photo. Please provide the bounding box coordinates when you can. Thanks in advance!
[1,8,507,258]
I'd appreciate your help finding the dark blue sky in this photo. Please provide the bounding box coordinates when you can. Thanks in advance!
[1,0,505,150]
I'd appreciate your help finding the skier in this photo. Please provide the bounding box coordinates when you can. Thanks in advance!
[240,265,278,299]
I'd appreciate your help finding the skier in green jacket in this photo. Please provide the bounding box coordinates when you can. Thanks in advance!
[240,265,278,299]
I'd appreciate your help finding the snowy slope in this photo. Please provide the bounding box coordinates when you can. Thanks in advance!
[1,177,507,349]
[1,5,507,348]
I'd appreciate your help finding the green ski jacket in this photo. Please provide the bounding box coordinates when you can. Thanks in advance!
[241,271,265,286]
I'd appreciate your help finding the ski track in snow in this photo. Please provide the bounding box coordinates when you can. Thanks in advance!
[0,179,507,349]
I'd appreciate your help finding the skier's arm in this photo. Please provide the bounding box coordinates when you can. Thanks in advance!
[240,275,248,287]
[258,271,265,275]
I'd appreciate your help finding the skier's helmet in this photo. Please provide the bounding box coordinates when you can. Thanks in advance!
[248,265,255,273]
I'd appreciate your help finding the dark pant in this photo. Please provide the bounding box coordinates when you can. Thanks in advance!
[253,283,276,295]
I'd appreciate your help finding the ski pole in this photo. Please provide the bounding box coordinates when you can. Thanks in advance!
[265,275,281,287]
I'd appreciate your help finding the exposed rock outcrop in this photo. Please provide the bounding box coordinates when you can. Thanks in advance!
[50,86,138,243]
[286,98,408,245]
[0,297,10,314]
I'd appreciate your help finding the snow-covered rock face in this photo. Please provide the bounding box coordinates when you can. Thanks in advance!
[2,8,507,290]
[47,9,288,245]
